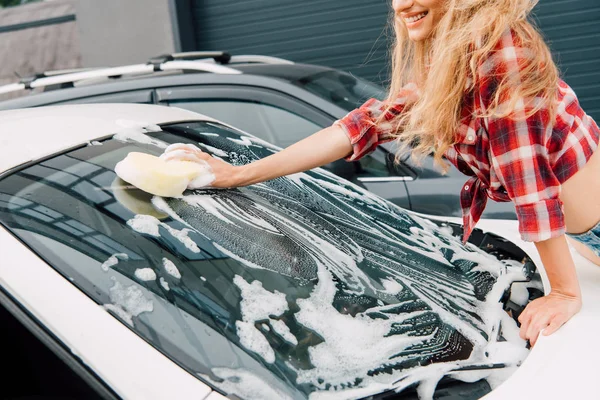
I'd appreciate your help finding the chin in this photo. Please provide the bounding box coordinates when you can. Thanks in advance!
[408,31,430,42]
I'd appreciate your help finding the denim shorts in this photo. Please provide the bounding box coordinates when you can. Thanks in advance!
[566,220,600,257]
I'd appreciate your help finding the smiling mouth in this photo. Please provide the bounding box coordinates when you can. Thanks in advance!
[404,11,428,24]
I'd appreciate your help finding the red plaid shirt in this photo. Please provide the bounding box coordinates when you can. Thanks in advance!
[335,29,600,243]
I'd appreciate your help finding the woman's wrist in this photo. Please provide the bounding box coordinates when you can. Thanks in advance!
[230,164,255,187]
[551,285,581,299]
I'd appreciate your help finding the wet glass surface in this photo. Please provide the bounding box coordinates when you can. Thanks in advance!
[0,121,534,399]
[294,70,387,110]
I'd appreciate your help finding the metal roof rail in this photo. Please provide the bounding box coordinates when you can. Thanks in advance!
[0,60,241,96]
[40,67,101,77]
[228,55,294,65]
[150,51,232,65]
[151,51,294,65]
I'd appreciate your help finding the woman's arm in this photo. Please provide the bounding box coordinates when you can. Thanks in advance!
[518,235,582,346]
[165,91,414,188]
[234,125,354,186]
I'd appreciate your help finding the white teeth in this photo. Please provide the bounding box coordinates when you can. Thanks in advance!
[405,12,427,23]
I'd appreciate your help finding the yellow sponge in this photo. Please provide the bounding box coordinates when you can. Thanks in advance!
[115,152,211,197]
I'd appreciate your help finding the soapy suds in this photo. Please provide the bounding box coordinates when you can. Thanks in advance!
[134,268,157,281]
[156,174,529,398]
[161,224,201,253]
[113,129,533,399]
[163,258,181,279]
[127,214,161,236]
[197,142,229,157]
[113,120,167,149]
[103,279,153,326]
[127,214,200,252]
[159,277,170,291]
[158,143,216,189]
[234,275,290,363]
[100,253,128,272]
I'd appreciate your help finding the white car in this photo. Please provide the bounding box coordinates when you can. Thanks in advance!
[0,104,597,400]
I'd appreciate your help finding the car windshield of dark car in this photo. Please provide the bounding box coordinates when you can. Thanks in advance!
[294,70,387,111]
[0,121,537,399]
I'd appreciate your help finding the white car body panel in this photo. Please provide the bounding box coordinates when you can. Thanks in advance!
[419,216,600,400]
[0,104,214,174]
[0,228,213,400]
[0,104,598,399]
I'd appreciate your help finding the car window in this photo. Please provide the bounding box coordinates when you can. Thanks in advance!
[294,70,387,111]
[168,100,321,148]
[170,99,396,179]
[0,121,534,399]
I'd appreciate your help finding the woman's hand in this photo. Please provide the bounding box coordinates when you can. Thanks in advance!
[518,290,582,347]
[160,143,245,188]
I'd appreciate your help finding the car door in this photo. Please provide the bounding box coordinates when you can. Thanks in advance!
[156,85,412,209]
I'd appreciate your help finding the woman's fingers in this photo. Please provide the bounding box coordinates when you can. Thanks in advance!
[526,315,551,347]
[160,149,209,163]
[542,319,564,336]
[164,143,201,153]
[160,143,212,164]
[518,306,533,340]
[517,291,582,347]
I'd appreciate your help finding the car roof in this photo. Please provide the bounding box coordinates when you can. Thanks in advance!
[0,62,336,111]
[0,104,209,174]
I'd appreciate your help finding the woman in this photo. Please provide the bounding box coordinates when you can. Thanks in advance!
[163,0,599,346]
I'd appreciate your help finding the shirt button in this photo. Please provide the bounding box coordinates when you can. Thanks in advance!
[464,185,470,191]
[467,135,474,141]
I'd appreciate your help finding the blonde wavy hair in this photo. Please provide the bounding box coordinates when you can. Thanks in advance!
[385,0,559,171]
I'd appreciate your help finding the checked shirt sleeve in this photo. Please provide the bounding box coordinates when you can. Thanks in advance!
[334,84,417,161]
[481,31,565,242]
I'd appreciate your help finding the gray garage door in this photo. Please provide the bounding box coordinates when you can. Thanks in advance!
[189,0,391,85]
[534,0,600,121]
[187,0,600,121]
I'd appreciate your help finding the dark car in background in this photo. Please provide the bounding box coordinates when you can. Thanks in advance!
[0,51,517,220]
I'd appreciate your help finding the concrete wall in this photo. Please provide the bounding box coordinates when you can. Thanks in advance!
[0,0,81,101]
[75,0,177,68]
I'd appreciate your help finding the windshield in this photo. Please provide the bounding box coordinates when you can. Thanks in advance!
[0,121,536,399]
[293,70,387,111]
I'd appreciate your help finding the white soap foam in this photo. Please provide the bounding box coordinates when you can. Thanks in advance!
[161,224,201,253]
[100,253,128,272]
[159,277,170,291]
[163,258,181,279]
[127,214,161,237]
[140,153,531,398]
[103,304,135,326]
[183,194,281,233]
[294,264,436,388]
[187,169,216,189]
[381,277,404,294]
[198,142,229,157]
[126,212,201,253]
[158,143,216,189]
[270,319,298,345]
[134,268,157,281]
[103,279,153,326]
[227,136,254,146]
[234,275,289,363]
[113,119,167,149]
